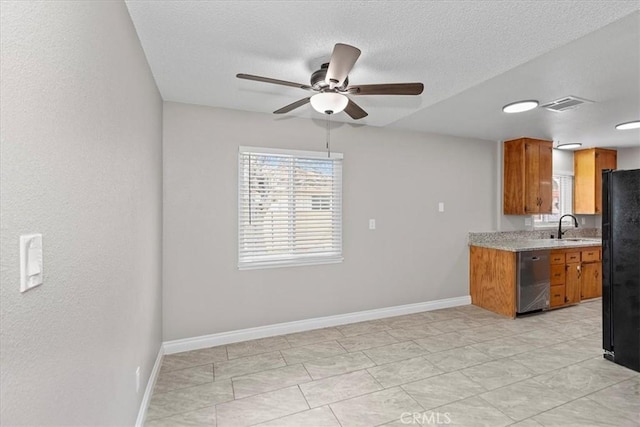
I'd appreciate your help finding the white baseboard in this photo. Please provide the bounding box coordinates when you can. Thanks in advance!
[136,345,164,427]
[163,295,471,355]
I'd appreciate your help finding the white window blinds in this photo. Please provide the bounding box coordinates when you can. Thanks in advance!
[238,147,343,269]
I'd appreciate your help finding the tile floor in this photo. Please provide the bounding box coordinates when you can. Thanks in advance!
[145,299,640,426]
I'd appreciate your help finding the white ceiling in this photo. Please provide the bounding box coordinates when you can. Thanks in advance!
[125,1,640,148]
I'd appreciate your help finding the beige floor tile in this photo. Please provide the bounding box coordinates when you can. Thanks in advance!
[161,346,228,372]
[280,340,346,365]
[456,323,517,342]
[509,420,544,427]
[303,352,375,379]
[584,377,640,423]
[413,331,481,353]
[299,370,382,408]
[460,358,534,390]
[213,351,285,380]
[226,335,291,359]
[532,396,638,426]
[145,405,216,426]
[385,323,443,341]
[336,320,391,337]
[427,317,486,333]
[508,345,595,375]
[283,328,345,347]
[424,345,492,372]
[380,313,432,329]
[531,357,638,400]
[368,357,443,388]
[254,406,341,426]
[478,378,571,421]
[215,386,309,427]
[402,371,486,410]
[512,328,566,348]
[154,364,213,394]
[330,387,423,427]
[147,380,233,420]
[364,341,429,365]
[147,302,634,427]
[426,396,513,427]
[338,331,399,352]
[546,320,600,337]
[232,364,311,399]
[470,335,538,358]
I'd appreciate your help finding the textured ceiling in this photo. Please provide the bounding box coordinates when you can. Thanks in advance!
[125,1,640,147]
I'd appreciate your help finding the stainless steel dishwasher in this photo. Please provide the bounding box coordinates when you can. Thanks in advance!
[517,250,550,314]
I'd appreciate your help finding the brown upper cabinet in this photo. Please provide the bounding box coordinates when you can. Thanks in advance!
[503,138,553,215]
[574,148,617,214]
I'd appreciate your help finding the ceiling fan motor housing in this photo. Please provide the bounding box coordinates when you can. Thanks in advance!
[311,63,348,92]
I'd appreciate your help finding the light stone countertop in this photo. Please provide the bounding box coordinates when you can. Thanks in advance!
[470,238,601,252]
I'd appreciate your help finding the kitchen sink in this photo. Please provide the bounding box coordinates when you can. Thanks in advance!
[561,238,600,242]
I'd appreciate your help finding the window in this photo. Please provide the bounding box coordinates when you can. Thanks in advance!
[238,146,343,269]
[533,174,574,227]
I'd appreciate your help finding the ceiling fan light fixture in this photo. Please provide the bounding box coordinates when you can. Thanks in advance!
[502,100,539,113]
[615,120,640,130]
[556,142,582,150]
[310,93,349,115]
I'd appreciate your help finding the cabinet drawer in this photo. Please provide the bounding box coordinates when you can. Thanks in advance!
[550,252,565,265]
[566,252,581,263]
[550,265,565,285]
[550,285,566,307]
[582,249,600,262]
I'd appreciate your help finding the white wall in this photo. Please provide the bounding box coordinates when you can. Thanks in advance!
[617,146,640,169]
[162,102,496,341]
[0,2,162,425]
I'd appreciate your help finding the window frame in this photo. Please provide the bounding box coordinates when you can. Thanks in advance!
[237,146,343,270]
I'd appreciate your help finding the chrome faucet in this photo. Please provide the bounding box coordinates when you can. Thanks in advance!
[557,214,579,239]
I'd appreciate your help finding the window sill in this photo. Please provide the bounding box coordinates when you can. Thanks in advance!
[238,256,344,271]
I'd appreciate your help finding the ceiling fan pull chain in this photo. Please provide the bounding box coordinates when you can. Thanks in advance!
[326,113,331,157]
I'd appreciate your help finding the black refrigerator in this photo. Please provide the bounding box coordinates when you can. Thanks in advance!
[602,168,640,373]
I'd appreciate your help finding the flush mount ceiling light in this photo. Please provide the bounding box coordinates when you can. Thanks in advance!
[502,100,539,113]
[557,142,582,150]
[310,92,349,115]
[615,120,640,130]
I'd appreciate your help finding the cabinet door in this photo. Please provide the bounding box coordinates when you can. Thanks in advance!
[524,142,540,213]
[594,150,617,214]
[565,262,581,305]
[538,142,553,213]
[581,262,601,299]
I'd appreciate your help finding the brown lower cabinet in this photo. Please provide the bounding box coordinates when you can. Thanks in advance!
[470,245,601,318]
[549,246,601,308]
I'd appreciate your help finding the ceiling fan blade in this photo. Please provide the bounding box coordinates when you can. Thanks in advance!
[348,83,424,96]
[344,98,368,120]
[273,97,311,114]
[325,43,361,88]
[237,73,311,90]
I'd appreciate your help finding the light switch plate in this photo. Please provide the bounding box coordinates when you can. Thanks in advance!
[438,202,445,212]
[20,233,43,293]
[369,219,376,230]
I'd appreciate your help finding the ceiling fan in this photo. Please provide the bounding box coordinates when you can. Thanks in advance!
[236,43,424,120]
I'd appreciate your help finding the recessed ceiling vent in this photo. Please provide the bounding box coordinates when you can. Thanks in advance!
[541,96,594,112]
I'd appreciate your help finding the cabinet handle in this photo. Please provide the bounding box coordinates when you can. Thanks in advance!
[577,264,581,279]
